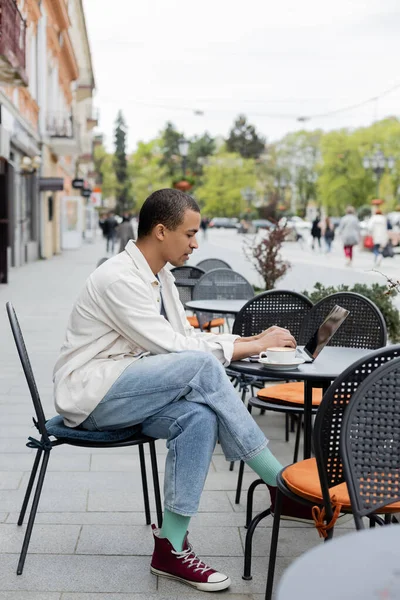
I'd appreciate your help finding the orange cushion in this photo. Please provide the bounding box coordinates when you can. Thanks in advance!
[257,382,323,406]
[187,316,225,330]
[282,458,400,513]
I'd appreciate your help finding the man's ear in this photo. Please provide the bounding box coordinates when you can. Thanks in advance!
[154,224,166,241]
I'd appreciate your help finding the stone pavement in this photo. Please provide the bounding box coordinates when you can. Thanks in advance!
[0,233,358,600]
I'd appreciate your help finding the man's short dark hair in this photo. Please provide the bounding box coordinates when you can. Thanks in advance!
[137,189,200,238]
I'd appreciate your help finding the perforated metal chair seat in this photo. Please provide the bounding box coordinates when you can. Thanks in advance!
[282,458,400,513]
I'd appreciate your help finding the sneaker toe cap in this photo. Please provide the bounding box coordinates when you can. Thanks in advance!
[208,571,230,584]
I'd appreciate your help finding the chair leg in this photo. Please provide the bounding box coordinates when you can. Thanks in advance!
[138,444,151,525]
[293,414,302,464]
[229,461,235,471]
[149,441,163,528]
[17,450,50,575]
[242,508,271,580]
[285,414,289,442]
[245,478,265,528]
[235,460,245,504]
[18,448,42,526]
[265,488,283,600]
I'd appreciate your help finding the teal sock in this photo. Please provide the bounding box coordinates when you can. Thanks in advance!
[246,447,283,486]
[160,509,191,552]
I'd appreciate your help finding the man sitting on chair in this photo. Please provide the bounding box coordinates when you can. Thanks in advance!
[53,188,311,593]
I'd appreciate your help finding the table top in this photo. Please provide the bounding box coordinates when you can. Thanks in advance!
[185,299,247,315]
[230,346,372,382]
[277,525,400,600]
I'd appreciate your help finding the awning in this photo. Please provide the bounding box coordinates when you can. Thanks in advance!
[39,177,64,192]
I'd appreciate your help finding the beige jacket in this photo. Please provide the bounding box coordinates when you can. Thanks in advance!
[53,241,239,427]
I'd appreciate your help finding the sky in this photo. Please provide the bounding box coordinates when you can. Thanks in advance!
[82,0,400,153]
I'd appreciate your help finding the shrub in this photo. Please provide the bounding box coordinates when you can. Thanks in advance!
[244,223,290,290]
[302,282,400,343]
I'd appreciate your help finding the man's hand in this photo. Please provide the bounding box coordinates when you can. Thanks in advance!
[258,326,296,350]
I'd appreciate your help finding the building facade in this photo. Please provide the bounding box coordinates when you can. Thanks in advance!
[0,0,96,283]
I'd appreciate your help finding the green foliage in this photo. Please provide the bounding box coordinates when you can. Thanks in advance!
[129,140,170,210]
[159,121,183,179]
[114,111,133,212]
[302,282,400,342]
[226,114,265,159]
[187,133,215,176]
[195,152,256,217]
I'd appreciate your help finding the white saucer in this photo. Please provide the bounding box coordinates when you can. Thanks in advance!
[258,357,305,369]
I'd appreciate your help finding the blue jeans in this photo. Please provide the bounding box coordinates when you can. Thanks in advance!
[80,351,268,516]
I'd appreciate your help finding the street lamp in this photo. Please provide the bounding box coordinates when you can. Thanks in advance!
[241,187,255,208]
[178,138,190,178]
[362,148,395,196]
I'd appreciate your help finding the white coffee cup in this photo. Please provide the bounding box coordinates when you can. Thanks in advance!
[259,346,297,364]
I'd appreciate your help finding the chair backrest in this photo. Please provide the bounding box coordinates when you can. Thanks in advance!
[312,344,400,523]
[196,258,232,272]
[6,302,50,443]
[341,356,400,528]
[299,292,387,350]
[192,269,254,301]
[170,266,206,304]
[232,290,313,340]
[96,257,108,268]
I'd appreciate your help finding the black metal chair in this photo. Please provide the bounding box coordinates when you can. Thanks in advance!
[192,268,254,331]
[263,344,400,600]
[96,257,109,267]
[170,265,205,305]
[6,302,163,575]
[252,292,387,464]
[341,356,400,530]
[232,290,314,502]
[196,258,232,271]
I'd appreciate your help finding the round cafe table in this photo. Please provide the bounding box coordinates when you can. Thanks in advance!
[229,346,372,459]
[277,525,400,600]
[185,299,247,315]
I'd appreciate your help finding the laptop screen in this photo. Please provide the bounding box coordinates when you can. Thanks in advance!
[304,305,350,360]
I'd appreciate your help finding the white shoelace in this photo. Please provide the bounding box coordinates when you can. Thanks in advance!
[172,544,213,575]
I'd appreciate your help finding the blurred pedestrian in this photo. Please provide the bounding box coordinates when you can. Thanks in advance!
[118,214,136,253]
[311,215,322,250]
[369,209,388,265]
[337,206,360,266]
[103,212,119,254]
[200,216,210,239]
[322,217,335,253]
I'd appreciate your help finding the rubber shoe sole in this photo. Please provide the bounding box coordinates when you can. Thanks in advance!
[150,566,231,592]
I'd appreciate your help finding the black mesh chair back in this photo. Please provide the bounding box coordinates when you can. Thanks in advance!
[299,292,387,349]
[193,269,254,330]
[341,356,400,529]
[96,257,109,268]
[313,344,400,523]
[170,265,205,305]
[232,290,313,341]
[5,301,162,575]
[196,258,232,271]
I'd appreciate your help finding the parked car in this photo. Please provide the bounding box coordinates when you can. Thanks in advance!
[251,219,275,232]
[209,217,239,229]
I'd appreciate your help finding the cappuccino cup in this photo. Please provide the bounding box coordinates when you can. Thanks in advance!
[259,346,296,364]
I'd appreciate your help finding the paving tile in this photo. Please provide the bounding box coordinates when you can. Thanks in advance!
[0,472,23,490]
[0,454,91,472]
[0,554,156,593]
[20,471,159,493]
[76,525,154,556]
[0,489,87,512]
[6,512,153,527]
[90,454,165,473]
[0,593,61,600]
[62,595,254,600]
[0,524,80,554]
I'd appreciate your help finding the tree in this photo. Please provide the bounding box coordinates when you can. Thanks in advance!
[244,224,290,290]
[195,152,257,217]
[114,111,133,213]
[159,121,183,179]
[93,144,117,202]
[226,114,266,159]
[129,139,170,210]
[186,133,215,176]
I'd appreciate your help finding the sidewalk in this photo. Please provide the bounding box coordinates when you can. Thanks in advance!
[0,236,355,600]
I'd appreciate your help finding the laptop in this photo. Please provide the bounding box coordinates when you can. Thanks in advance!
[296,304,350,363]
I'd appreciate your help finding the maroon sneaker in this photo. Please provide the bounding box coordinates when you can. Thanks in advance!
[150,525,231,592]
[267,485,315,524]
